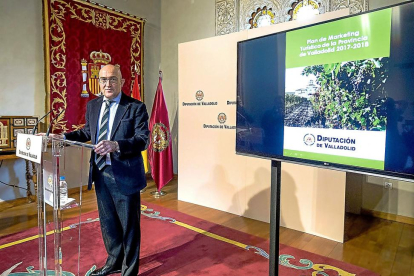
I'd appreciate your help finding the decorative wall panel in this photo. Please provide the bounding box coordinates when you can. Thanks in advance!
[216,0,238,35]
[216,0,368,35]
[239,0,282,30]
[330,0,368,14]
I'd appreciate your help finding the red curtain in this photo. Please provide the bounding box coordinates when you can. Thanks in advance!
[44,0,144,133]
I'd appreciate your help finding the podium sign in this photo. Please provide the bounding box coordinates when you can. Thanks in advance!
[15,133,42,163]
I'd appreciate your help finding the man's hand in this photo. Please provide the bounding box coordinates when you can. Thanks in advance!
[94,140,119,156]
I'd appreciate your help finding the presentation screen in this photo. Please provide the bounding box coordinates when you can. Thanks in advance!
[236,1,414,181]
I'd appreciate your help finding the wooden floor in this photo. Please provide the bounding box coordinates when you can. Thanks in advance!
[1,178,414,276]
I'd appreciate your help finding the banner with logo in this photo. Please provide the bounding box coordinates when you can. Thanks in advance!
[284,8,392,170]
[15,133,43,164]
[178,31,266,220]
[44,0,144,133]
[149,74,173,191]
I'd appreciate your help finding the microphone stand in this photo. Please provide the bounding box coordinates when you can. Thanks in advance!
[46,108,65,137]
[32,110,52,135]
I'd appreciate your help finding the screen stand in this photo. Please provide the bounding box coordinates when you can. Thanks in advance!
[269,160,281,276]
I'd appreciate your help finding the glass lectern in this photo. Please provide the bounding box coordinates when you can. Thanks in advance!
[36,136,93,276]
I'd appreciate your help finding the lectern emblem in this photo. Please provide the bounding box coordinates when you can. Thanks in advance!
[26,138,31,150]
[151,123,171,152]
[47,175,53,189]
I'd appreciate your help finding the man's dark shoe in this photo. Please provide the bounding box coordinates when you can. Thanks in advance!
[90,265,121,276]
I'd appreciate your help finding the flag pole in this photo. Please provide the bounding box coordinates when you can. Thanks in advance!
[139,64,147,194]
[150,189,167,198]
[131,64,148,194]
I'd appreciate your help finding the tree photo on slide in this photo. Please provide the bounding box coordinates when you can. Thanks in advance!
[302,58,389,131]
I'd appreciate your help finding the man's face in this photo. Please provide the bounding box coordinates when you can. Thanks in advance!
[99,65,125,100]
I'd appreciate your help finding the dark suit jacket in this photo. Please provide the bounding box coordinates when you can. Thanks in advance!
[65,92,150,195]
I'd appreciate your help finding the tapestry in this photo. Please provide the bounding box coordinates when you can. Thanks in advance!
[43,0,144,133]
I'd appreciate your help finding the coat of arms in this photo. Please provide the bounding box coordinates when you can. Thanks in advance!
[80,50,112,97]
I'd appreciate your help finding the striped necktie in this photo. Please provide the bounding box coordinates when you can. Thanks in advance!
[96,100,113,170]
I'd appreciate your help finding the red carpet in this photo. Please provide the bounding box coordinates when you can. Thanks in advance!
[0,202,379,276]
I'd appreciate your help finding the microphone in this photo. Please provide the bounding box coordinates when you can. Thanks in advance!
[32,110,52,135]
[46,108,65,137]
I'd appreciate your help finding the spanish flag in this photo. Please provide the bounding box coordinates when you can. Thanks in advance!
[132,73,149,173]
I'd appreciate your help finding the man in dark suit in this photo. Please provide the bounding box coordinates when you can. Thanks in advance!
[64,64,149,276]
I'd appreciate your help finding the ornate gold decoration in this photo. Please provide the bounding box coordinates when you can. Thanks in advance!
[90,50,111,64]
[71,124,85,131]
[151,123,171,152]
[248,6,276,28]
[50,70,68,132]
[240,0,282,30]
[288,0,320,21]
[46,0,144,132]
[93,10,108,29]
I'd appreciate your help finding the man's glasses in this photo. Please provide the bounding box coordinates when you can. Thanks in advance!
[99,77,118,84]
